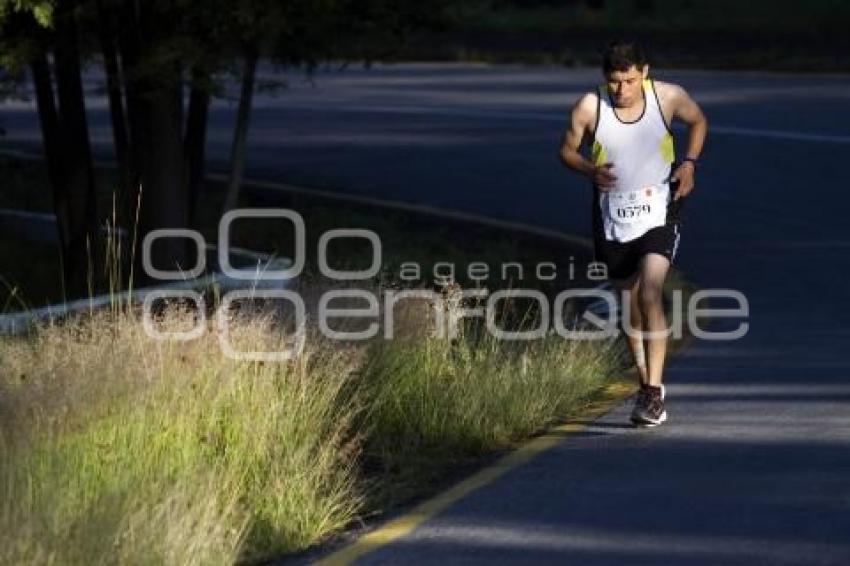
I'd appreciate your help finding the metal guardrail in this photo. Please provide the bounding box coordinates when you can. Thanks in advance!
[0,260,294,335]
[0,208,295,335]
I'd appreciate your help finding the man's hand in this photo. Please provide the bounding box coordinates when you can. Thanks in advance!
[670,161,695,201]
[591,163,617,191]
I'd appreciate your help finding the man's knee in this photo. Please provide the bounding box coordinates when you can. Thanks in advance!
[638,282,663,313]
[615,276,642,320]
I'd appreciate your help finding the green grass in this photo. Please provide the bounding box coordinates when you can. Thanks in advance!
[0,292,625,563]
[1,310,365,562]
[356,325,623,507]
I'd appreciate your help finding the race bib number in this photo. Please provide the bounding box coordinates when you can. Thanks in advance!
[607,186,661,225]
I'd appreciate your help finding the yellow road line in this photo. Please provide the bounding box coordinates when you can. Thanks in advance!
[315,379,636,566]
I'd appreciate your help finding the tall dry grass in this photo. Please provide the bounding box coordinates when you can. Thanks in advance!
[355,310,624,504]
[0,308,364,564]
[0,288,625,564]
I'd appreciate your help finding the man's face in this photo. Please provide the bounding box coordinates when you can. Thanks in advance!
[604,65,648,108]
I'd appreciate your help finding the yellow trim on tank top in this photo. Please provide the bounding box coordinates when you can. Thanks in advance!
[591,139,607,165]
[659,132,675,163]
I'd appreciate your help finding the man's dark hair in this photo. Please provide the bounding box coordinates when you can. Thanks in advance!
[602,41,648,74]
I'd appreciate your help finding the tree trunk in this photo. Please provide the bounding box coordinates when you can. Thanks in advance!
[131,0,187,283]
[185,66,210,228]
[136,78,187,282]
[53,0,101,297]
[118,0,145,233]
[96,0,133,219]
[117,0,189,284]
[30,49,71,285]
[221,48,258,215]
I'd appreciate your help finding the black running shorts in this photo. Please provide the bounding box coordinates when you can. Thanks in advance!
[593,222,681,281]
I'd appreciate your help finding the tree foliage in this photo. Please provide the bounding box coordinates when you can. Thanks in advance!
[0,0,457,294]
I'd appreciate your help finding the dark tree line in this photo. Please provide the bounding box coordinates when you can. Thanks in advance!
[0,0,452,296]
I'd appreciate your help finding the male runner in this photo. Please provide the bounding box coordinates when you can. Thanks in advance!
[559,41,707,426]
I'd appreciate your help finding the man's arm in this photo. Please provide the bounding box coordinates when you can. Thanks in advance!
[660,83,708,200]
[559,93,617,189]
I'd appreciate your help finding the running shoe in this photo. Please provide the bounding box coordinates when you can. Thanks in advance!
[631,384,667,427]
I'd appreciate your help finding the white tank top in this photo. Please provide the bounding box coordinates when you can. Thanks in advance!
[591,79,675,242]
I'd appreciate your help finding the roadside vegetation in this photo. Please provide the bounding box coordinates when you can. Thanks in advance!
[0,291,625,563]
[0,153,643,564]
[0,151,697,563]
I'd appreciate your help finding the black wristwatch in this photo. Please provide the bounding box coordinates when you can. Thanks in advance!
[682,156,699,167]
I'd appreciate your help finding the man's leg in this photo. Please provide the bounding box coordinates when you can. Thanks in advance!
[613,271,648,386]
[637,253,672,387]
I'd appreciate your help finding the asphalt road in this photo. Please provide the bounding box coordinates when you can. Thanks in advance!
[3,63,850,564]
